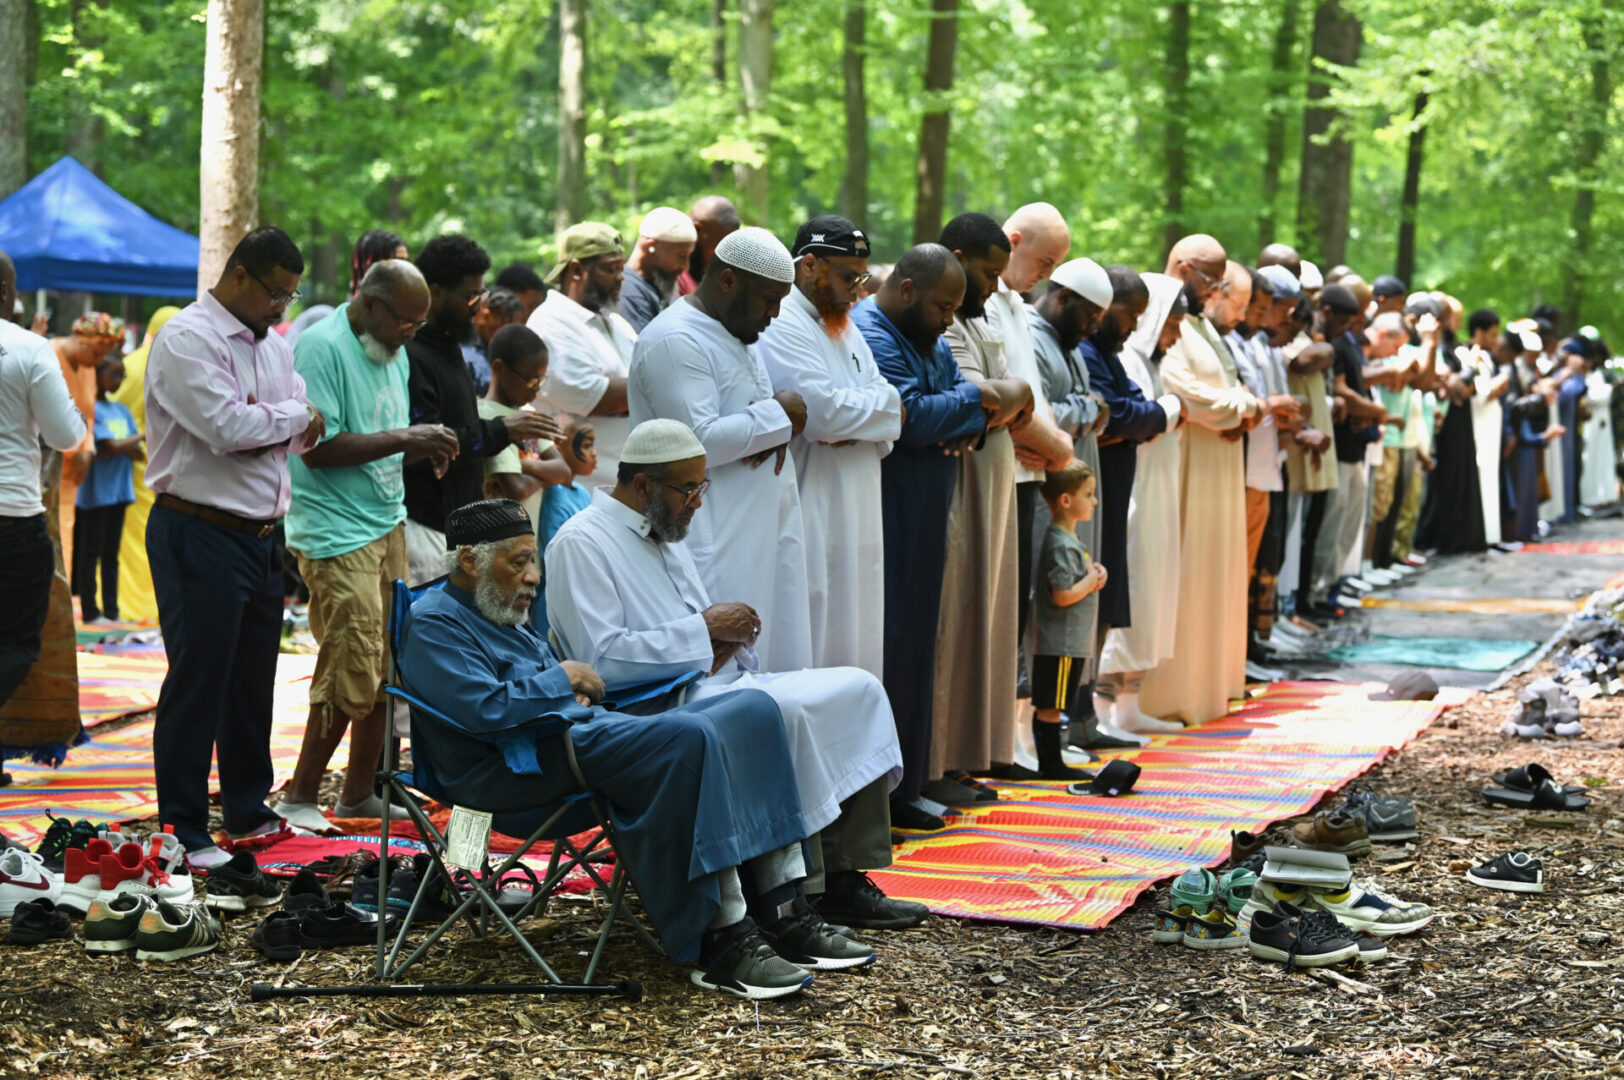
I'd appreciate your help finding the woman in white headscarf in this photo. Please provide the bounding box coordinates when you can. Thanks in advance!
[1096,273,1186,732]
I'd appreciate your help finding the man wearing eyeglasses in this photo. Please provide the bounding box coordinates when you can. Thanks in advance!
[143,226,329,867]
[405,234,560,584]
[757,215,902,677]
[277,260,460,832]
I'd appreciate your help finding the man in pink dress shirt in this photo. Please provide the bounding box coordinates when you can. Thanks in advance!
[144,227,327,868]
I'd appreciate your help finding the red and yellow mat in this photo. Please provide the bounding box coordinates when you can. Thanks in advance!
[868,681,1471,930]
[1519,538,1624,556]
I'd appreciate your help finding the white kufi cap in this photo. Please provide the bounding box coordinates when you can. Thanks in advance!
[1299,261,1324,290]
[638,206,698,244]
[1049,257,1113,309]
[713,227,795,284]
[622,419,706,465]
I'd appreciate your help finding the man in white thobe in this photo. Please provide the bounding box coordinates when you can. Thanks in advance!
[758,215,902,677]
[628,227,815,673]
[547,419,926,931]
[528,222,637,482]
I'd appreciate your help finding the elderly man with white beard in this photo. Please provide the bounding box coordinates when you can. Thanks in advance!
[546,420,925,933]
[758,215,903,675]
[280,260,460,830]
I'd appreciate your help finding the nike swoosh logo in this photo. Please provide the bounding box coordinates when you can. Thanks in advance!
[1,878,53,891]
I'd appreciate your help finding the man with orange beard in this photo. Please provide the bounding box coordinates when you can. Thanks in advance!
[760,215,903,676]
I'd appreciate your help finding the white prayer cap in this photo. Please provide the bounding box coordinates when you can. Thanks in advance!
[1049,258,1113,309]
[1299,261,1324,290]
[622,419,706,465]
[1257,265,1301,300]
[638,206,697,244]
[713,226,795,284]
[1518,329,1543,352]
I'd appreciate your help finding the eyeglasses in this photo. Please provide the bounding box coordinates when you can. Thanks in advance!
[819,257,871,292]
[246,268,301,307]
[660,479,711,507]
[373,296,428,334]
[1188,262,1229,295]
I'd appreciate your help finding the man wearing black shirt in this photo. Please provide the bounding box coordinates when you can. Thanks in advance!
[404,235,559,582]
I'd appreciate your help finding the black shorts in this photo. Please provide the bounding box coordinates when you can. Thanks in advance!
[1031,654,1090,711]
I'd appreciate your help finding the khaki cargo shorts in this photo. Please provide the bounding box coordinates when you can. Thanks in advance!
[291,523,407,730]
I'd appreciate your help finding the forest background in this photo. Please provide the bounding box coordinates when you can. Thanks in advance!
[0,0,1618,329]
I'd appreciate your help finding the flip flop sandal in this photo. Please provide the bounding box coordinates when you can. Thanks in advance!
[1481,764,1589,812]
[1491,763,1587,797]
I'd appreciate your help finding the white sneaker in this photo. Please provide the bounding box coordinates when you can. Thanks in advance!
[0,848,62,917]
[1307,880,1433,937]
[1235,880,1310,936]
[1114,694,1184,734]
[1342,577,1374,593]
[1245,660,1285,683]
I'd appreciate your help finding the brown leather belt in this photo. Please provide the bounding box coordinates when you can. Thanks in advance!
[156,493,280,539]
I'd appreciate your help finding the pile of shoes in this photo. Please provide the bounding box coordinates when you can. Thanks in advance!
[1334,785,1419,843]
[1150,866,1256,951]
[1500,678,1584,739]
[249,870,402,962]
[1241,847,1432,968]
[1547,592,1624,701]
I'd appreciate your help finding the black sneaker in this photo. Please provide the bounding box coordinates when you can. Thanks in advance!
[298,902,396,948]
[765,901,876,971]
[1248,902,1358,967]
[386,855,461,922]
[251,911,304,961]
[1287,902,1388,961]
[350,857,385,912]
[1466,851,1545,893]
[204,850,285,911]
[816,871,929,931]
[283,868,331,914]
[690,916,813,999]
[33,816,76,873]
[7,898,74,945]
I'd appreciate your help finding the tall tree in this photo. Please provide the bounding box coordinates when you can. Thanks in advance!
[1295,0,1361,267]
[1162,0,1191,258]
[841,0,869,228]
[711,0,728,188]
[736,0,772,224]
[64,0,107,177]
[1258,0,1301,250]
[1394,87,1427,287]
[0,0,27,198]
[197,0,263,296]
[912,0,959,244]
[1564,9,1612,325]
[557,0,587,236]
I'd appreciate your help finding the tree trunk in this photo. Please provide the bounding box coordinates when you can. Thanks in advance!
[556,0,587,238]
[197,0,263,296]
[65,0,106,177]
[841,0,869,228]
[1564,12,1611,326]
[1259,0,1301,250]
[1394,88,1428,287]
[1295,0,1361,267]
[736,0,772,225]
[1161,0,1191,259]
[711,0,727,188]
[912,0,958,244]
[0,0,28,198]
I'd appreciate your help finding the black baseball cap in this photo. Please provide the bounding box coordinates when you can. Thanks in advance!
[792,215,871,259]
[1372,275,1407,299]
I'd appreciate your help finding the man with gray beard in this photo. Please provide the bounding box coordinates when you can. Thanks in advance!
[279,260,460,831]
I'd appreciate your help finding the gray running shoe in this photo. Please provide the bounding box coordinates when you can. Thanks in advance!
[766,904,877,971]
[1339,786,1418,842]
[690,917,813,1000]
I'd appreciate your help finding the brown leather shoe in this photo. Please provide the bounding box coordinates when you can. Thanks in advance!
[1290,811,1372,857]
[1230,829,1269,865]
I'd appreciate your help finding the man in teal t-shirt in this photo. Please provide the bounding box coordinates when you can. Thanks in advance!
[280,261,459,830]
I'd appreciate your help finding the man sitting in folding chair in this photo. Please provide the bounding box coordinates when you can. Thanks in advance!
[547,419,929,935]
[398,498,872,1000]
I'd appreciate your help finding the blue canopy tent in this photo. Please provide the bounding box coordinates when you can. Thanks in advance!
[0,156,199,297]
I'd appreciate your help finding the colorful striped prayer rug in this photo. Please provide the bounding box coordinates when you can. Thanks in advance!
[868,681,1470,930]
[1519,539,1624,556]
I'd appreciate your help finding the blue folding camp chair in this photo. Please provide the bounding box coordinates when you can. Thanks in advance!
[252,576,698,1003]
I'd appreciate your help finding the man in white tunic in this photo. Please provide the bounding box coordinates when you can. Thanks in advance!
[758,216,902,677]
[546,420,925,931]
[1140,235,1262,726]
[527,222,637,482]
[628,227,814,673]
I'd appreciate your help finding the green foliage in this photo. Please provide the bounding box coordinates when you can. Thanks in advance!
[18,0,1624,330]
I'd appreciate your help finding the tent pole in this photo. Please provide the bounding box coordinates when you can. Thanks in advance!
[35,288,45,319]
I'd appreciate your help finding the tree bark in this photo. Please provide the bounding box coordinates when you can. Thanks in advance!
[556,0,587,238]
[1394,88,1428,287]
[912,0,958,244]
[736,0,772,225]
[0,0,28,198]
[197,0,264,296]
[1161,0,1191,259]
[64,0,106,177]
[1295,0,1361,267]
[711,0,727,187]
[1259,0,1301,250]
[841,0,869,228]
[1564,12,1611,325]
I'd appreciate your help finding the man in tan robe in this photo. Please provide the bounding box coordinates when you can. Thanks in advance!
[931,214,1034,802]
[1140,236,1261,727]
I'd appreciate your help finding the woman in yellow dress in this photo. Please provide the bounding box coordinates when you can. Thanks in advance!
[109,306,181,625]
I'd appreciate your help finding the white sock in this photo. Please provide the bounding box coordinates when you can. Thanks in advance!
[1092,694,1150,745]
[1115,693,1183,733]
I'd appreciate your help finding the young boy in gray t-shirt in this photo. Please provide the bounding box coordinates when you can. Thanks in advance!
[1031,460,1106,780]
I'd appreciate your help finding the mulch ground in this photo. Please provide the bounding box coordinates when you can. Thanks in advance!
[3,666,1621,1080]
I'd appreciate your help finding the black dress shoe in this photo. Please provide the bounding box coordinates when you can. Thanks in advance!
[921,778,984,807]
[815,871,930,930]
[889,797,946,831]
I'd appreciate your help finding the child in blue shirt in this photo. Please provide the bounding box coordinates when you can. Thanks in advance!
[532,416,597,634]
[74,355,143,624]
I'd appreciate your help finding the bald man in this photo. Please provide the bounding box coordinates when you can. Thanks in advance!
[988,204,1074,664]
[678,196,742,297]
[1139,235,1262,727]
